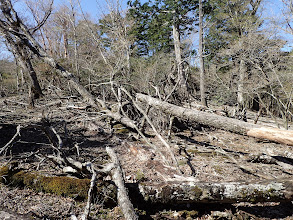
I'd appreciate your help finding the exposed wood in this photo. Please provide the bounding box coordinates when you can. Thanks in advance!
[81,164,97,220]
[138,179,293,203]
[247,127,293,146]
[136,93,293,145]
[106,147,138,220]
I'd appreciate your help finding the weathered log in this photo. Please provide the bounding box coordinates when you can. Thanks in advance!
[138,179,293,204]
[136,93,293,146]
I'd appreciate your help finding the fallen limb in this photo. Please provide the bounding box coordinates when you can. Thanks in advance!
[81,164,97,220]
[136,93,293,146]
[138,179,293,204]
[106,147,138,220]
[0,125,21,155]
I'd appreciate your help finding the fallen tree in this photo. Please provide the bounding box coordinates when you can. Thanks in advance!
[138,179,293,204]
[136,93,293,146]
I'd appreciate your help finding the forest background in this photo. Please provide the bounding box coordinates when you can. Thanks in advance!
[0,0,293,127]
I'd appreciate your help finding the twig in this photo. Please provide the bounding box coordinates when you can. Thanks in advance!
[0,125,21,155]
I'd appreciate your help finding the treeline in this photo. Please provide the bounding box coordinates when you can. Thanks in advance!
[0,0,292,126]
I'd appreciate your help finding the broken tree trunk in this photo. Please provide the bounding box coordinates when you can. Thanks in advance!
[138,179,293,204]
[136,94,293,146]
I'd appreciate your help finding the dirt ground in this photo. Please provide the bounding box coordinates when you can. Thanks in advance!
[0,95,292,219]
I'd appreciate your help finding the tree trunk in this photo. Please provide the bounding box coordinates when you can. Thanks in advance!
[199,0,207,107]
[237,59,245,108]
[172,17,188,94]
[136,93,293,146]
[3,33,43,100]
[138,179,293,204]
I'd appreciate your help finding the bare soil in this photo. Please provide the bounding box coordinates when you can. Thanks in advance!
[0,94,292,219]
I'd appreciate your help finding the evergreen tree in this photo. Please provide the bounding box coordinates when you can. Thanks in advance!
[127,0,198,56]
[205,0,262,61]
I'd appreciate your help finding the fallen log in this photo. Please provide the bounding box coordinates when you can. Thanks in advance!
[106,147,138,220]
[138,179,293,204]
[1,165,292,204]
[136,93,293,146]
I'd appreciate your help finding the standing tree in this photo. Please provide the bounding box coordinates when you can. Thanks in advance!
[206,0,262,119]
[127,0,198,96]
[198,0,207,106]
[0,0,54,104]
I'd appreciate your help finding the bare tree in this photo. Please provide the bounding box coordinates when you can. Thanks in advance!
[0,0,53,103]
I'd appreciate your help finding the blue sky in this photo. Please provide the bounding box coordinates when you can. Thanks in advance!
[1,0,292,57]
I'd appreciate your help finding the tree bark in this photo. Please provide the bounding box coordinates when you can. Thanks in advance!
[237,59,245,108]
[138,179,293,204]
[3,33,43,100]
[199,0,207,107]
[172,17,188,94]
[136,93,293,146]
[106,147,138,220]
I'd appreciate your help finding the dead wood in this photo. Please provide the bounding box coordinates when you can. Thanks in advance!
[138,179,293,204]
[39,120,92,177]
[106,147,138,220]
[81,164,97,220]
[0,125,21,155]
[121,87,180,171]
[136,93,293,146]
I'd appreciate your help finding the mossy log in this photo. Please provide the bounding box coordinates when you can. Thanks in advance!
[1,166,293,204]
[136,93,293,146]
[0,166,116,202]
[138,180,293,204]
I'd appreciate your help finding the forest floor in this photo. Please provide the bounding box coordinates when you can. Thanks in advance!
[0,93,293,219]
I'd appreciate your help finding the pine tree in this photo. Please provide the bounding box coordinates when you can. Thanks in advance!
[127,0,198,56]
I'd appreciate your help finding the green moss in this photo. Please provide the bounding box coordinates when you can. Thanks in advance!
[160,186,173,203]
[0,165,116,202]
[135,170,146,182]
[186,149,199,154]
[0,166,9,183]
[178,159,188,166]
[186,149,213,157]
[10,170,90,200]
[240,187,280,203]
[113,124,130,134]
[39,176,90,199]
[179,210,199,218]
[213,165,224,174]
[192,186,203,199]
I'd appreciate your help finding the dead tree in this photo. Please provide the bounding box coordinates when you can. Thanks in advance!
[0,0,54,103]
[1,29,43,103]
[136,93,293,145]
